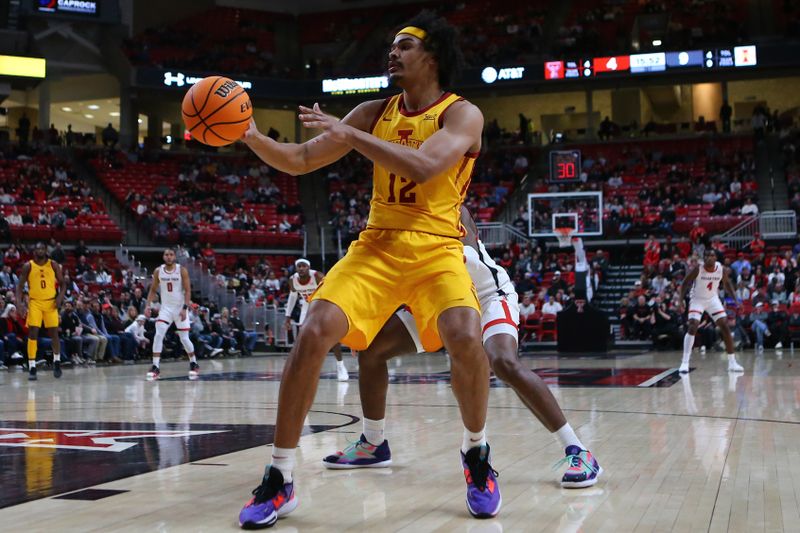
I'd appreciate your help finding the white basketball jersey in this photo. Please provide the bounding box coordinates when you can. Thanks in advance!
[692,262,723,300]
[464,240,515,308]
[291,271,319,304]
[158,264,185,308]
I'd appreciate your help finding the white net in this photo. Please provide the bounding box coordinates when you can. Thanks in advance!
[555,228,574,248]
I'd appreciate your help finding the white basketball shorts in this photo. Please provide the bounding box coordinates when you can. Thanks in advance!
[688,297,726,322]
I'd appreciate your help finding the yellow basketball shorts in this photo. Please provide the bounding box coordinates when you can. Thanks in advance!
[311,229,480,351]
[27,298,59,328]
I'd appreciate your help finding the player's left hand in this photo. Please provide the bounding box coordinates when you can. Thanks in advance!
[298,103,350,142]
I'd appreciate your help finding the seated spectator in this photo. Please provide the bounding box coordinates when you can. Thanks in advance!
[749,302,771,349]
[767,301,788,349]
[518,295,536,322]
[770,283,788,305]
[541,295,562,315]
[747,232,766,255]
[741,198,759,216]
[630,295,653,340]
[547,271,568,297]
[730,252,751,277]
[0,303,26,366]
[651,273,668,295]
[651,297,679,349]
[230,307,258,356]
[735,280,751,302]
[124,314,150,358]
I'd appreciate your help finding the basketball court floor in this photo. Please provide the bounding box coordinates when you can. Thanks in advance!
[1,347,799,532]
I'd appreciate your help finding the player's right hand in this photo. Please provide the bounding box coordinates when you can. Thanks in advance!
[284,318,292,331]
[242,119,259,144]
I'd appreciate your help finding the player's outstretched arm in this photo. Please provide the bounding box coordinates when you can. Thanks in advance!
[300,100,483,184]
[722,267,738,303]
[53,261,66,308]
[678,266,699,307]
[145,270,160,316]
[242,100,383,176]
[16,262,30,316]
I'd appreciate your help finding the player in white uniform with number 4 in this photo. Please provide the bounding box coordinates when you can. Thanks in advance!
[284,259,349,381]
[144,248,198,380]
[322,207,602,488]
[678,248,743,373]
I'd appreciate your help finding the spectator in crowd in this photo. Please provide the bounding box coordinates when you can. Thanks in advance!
[230,307,258,356]
[60,300,90,365]
[767,301,788,349]
[750,302,771,350]
[741,197,759,216]
[125,314,150,358]
[730,252,751,277]
[6,207,22,226]
[75,299,107,363]
[547,271,568,297]
[541,295,562,315]
[0,303,26,367]
[747,232,765,255]
[630,295,653,340]
[651,296,679,349]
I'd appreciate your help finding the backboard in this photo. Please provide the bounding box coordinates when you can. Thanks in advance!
[528,191,603,237]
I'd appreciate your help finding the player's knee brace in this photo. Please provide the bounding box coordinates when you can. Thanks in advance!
[153,321,169,353]
[177,330,194,354]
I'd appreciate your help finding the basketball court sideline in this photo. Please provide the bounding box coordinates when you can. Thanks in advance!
[1,348,798,532]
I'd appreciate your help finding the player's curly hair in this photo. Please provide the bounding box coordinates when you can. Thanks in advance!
[395,11,464,89]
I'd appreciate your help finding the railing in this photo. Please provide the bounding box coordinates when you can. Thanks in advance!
[115,245,149,281]
[476,222,531,247]
[716,211,797,249]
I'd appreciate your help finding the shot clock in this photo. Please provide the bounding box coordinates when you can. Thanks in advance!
[549,150,581,183]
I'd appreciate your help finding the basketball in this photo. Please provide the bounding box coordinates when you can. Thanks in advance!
[181,76,252,147]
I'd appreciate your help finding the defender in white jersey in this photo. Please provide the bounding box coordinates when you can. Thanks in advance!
[284,259,349,381]
[144,248,198,381]
[678,248,743,373]
[322,207,602,488]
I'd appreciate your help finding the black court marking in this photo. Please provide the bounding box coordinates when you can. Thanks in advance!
[54,489,129,501]
[191,462,228,466]
[0,414,357,509]
[163,368,680,388]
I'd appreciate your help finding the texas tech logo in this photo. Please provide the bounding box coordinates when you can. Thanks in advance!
[575,299,586,313]
[0,428,226,452]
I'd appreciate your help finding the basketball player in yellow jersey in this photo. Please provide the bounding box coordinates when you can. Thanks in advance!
[16,242,66,381]
[238,13,501,528]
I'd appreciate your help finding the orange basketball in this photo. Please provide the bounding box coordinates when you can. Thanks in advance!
[181,76,252,147]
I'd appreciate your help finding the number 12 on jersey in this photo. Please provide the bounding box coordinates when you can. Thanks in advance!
[387,173,417,204]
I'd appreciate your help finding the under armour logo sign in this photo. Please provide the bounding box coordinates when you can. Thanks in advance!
[163,72,185,87]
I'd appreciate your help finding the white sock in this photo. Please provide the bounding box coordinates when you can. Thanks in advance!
[554,423,585,450]
[53,353,60,362]
[189,354,197,364]
[462,427,486,454]
[29,360,36,369]
[152,356,160,368]
[271,446,296,483]
[363,417,385,446]
[727,353,737,363]
[336,360,345,369]
[682,334,695,364]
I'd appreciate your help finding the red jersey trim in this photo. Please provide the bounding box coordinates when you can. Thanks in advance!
[369,97,392,134]
[398,92,452,117]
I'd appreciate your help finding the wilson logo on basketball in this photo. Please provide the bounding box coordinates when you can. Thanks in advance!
[213,80,240,98]
[0,428,227,452]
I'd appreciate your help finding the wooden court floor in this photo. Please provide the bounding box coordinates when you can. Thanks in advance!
[1,348,799,532]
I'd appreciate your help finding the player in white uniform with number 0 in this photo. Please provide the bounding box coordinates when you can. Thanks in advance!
[284,259,349,381]
[144,248,198,380]
[322,207,602,488]
[678,248,743,373]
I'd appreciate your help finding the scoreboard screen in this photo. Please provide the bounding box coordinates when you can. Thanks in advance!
[549,150,581,183]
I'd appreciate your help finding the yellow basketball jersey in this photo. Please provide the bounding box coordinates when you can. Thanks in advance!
[28,259,57,300]
[368,92,478,238]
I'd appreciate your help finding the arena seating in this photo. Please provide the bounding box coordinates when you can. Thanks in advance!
[91,154,303,247]
[124,8,287,76]
[0,156,123,243]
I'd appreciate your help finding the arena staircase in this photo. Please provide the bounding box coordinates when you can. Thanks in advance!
[757,135,789,211]
[593,263,646,344]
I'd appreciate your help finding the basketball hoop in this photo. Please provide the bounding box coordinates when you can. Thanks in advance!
[555,227,575,248]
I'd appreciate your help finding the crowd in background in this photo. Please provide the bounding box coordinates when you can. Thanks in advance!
[620,233,800,349]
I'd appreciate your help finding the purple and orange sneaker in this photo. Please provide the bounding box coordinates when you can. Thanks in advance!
[556,445,602,488]
[462,444,501,518]
[238,466,297,529]
[322,434,392,469]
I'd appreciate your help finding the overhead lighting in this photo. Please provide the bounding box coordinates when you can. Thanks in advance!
[137,119,143,124]
[87,104,99,110]
[652,39,662,47]
[109,111,120,117]
[61,107,72,112]
[84,114,94,119]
